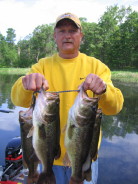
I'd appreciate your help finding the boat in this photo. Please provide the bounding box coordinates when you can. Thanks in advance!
[0,137,27,184]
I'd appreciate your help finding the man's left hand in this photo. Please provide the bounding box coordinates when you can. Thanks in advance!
[82,73,106,95]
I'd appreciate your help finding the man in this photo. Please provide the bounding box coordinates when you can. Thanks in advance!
[11,13,124,184]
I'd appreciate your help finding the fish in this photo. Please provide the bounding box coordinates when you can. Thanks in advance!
[31,89,61,184]
[19,107,40,184]
[90,108,102,162]
[64,88,101,184]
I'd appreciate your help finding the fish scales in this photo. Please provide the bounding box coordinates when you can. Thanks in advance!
[90,108,102,161]
[19,107,40,184]
[32,89,61,184]
[65,88,100,183]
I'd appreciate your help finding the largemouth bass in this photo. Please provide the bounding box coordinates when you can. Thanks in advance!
[19,107,40,184]
[65,88,101,184]
[90,108,102,161]
[31,89,61,184]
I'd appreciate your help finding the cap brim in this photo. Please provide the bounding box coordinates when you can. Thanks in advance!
[55,18,80,29]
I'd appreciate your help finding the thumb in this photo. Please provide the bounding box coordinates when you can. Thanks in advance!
[42,79,49,91]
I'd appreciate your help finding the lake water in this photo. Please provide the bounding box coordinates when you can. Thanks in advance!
[0,74,138,184]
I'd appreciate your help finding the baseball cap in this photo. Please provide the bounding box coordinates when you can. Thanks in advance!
[55,13,82,29]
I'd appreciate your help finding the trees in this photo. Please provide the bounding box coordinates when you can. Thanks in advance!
[96,6,133,66]
[104,10,138,69]
[6,28,16,46]
[0,28,17,67]
[80,5,138,69]
[117,11,138,68]
[17,24,57,67]
[80,19,102,58]
[30,24,56,62]
[0,5,137,69]
[17,39,31,67]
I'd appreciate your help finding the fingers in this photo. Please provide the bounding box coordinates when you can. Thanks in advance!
[83,74,93,91]
[22,73,49,91]
[42,79,49,91]
[83,74,106,95]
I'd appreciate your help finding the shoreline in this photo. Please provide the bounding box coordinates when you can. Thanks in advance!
[0,68,138,84]
[111,70,138,85]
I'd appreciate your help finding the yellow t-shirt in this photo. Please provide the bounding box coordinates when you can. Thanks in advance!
[11,52,124,166]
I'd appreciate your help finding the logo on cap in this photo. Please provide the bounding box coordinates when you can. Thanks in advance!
[55,13,81,29]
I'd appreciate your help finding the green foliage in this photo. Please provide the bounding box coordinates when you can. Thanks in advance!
[80,22,102,58]
[16,24,57,67]
[0,5,138,69]
[30,24,56,62]
[0,28,18,67]
[17,39,32,67]
[0,68,29,75]
[97,5,132,65]
[6,28,16,46]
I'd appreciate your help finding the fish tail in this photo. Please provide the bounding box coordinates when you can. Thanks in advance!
[37,171,56,184]
[69,176,84,184]
[27,172,39,183]
[83,168,92,181]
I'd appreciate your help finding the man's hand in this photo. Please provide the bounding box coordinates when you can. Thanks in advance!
[81,73,106,95]
[22,73,49,91]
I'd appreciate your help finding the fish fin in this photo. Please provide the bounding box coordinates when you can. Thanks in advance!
[55,145,61,160]
[69,177,84,184]
[63,152,71,167]
[62,124,67,133]
[28,172,39,184]
[37,171,56,184]
[83,168,92,181]
[27,126,34,138]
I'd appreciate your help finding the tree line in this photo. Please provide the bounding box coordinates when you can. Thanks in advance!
[0,5,138,69]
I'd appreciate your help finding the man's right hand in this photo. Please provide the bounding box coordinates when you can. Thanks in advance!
[22,73,49,91]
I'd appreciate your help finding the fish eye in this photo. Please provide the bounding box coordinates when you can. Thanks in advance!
[71,124,76,128]
[92,105,97,112]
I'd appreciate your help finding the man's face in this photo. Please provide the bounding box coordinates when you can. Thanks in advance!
[54,19,83,57]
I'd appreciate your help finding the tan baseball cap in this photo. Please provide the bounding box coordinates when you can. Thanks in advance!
[55,13,82,29]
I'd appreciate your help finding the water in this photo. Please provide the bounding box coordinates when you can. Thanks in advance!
[0,74,27,166]
[0,74,138,184]
[98,81,138,184]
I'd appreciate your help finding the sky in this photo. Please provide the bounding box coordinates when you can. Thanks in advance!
[0,0,138,42]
